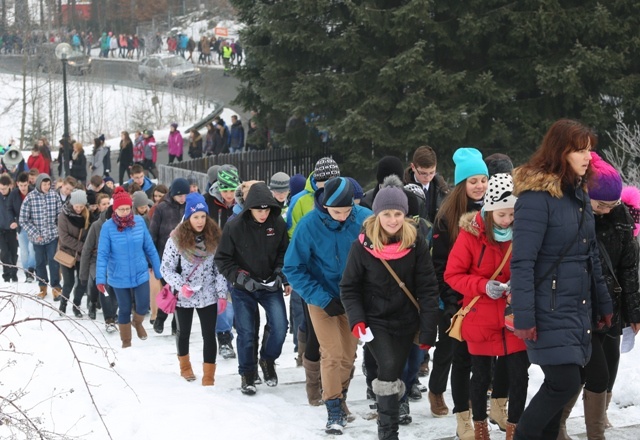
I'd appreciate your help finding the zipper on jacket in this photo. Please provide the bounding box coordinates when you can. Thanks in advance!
[550,275,557,311]
[477,244,486,268]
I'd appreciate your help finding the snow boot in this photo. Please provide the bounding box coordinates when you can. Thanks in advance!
[489,397,508,431]
[178,355,196,382]
[408,382,422,401]
[202,363,216,386]
[473,419,491,440]
[259,358,278,386]
[119,323,132,348]
[241,371,257,395]
[52,287,62,301]
[373,379,404,440]
[217,331,236,359]
[325,398,346,435]
[455,410,475,440]
[583,389,607,440]
[25,268,35,283]
[556,389,581,440]
[88,302,97,320]
[428,391,449,417]
[296,329,306,367]
[398,399,412,425]
[132,312,148,340]
[58,299,67,315]
[153,309,167,334]
[604,391,613,429]
[505,421,516,440]
[37,285,47,299]
[302,354,323,406]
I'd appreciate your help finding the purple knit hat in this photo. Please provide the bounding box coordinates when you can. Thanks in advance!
[588,153,622,202]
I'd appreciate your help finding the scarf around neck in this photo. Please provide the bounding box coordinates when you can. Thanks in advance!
[112,212,135,231]
[359,234,412,261]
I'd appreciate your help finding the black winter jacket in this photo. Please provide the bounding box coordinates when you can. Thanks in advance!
[594,205,640,332]
[215,182,288,289]
[70,152,87,182]
[340,233,440,345]
[0,190,13,230]
[149,194,185,257]
[7,187,30,233]
[403,169,450,223]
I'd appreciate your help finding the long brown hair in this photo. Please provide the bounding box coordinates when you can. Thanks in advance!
[121,131,132,149]
[363,214,417,251]
[435,183,471,245]
[521,119,596,188]
[172,216,221,254]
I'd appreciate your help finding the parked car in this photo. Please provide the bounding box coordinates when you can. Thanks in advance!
[36,43,92,75]
[138,54,202,87]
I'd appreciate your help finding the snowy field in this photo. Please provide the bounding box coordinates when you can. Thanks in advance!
[1,273,639,440]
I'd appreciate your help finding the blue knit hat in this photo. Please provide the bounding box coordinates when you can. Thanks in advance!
[170,178,190,197]
[453,147,489,185]
[346,177,364,200]
[184,192,209,220]
[289,173,306,197]
[322,177,354,207]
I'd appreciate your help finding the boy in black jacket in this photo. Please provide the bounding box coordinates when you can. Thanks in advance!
[215,182,290,395]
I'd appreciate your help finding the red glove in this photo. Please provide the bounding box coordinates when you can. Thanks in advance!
[217,298,227,315]
[597,313,613,330]
[97,284,106,294]
[419,344,431,351]
[514,327,537,342]
[351,322,366,339]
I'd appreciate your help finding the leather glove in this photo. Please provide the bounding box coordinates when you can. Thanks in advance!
[217,298,227,315]
[181,285,194,298]
[323,298,345,316]
[597,313,613,330]
[351,322,366,339]
[486,280,508,300]
[419,344,431,351]
[236,270,260,292]
[514,327,537,342]
[96,284,106,294]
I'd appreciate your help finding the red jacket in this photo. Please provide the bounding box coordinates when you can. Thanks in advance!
[27,154,48,174]
[444,211,526,356]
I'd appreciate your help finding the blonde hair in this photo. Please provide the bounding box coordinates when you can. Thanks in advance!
[363,213,417,251]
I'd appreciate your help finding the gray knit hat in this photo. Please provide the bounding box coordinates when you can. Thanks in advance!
[373,176,408,215]
[269,172,291,192]
[69,189,87,206]
[207,165,221,183]
[132,190,152,210]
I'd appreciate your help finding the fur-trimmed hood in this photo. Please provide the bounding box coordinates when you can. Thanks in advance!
[458,210,491,246]
[512,166,564,198]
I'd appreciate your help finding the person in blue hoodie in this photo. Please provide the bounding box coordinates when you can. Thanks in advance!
[283,177,372,435]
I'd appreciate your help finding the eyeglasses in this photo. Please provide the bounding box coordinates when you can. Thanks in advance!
[595,200,621,210]
[413,167,436,177]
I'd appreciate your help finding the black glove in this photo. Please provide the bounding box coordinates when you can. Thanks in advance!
[324,298,345,317]
[236,270,260,292]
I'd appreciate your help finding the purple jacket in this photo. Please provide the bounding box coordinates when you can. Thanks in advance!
[168,130,183,156]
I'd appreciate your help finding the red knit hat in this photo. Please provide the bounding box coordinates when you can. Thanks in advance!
[112,186,132,210]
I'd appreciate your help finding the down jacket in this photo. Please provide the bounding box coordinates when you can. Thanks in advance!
[340,230,440,346]
[149,194,185,257]
[96,215,161,289]
[511,168,612,367]
[444,211,526,356]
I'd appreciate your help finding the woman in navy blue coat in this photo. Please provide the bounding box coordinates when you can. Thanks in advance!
[510,119,613,440]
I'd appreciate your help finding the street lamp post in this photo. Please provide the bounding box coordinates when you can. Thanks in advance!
[55,43,72,144]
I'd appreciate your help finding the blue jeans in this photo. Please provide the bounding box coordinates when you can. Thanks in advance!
[231,287,288,375]
[402,344,426,400]
[18,229,36,270]
[113,281,150,324]
[216,286,234,334]
[33,238,60,288]
[289,290,306,349]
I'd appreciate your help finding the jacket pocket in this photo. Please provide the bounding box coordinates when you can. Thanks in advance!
[550,274,558,311]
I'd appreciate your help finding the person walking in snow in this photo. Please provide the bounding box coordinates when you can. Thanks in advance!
[90,136,107,178]
[161,192,228,386]
[117,131,134,186]
[167,123,184,164]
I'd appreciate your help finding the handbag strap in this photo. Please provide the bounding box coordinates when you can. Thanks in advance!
[182,256,202,282]
[380,259,420,311]
[491,243,512,280]
[596,240,621,291]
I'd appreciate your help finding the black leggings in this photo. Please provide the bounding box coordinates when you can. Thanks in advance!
[471,351,529,423]
[603,333,621,392]
[175,304,218,364]
[367,329,414,382]
[584,332,619,393]
[450,339,472,413]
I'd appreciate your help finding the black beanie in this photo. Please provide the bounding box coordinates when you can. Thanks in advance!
[484,153,514,176]
[376,156,405,184]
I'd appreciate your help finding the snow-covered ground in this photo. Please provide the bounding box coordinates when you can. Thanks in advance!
[1,275,639,440]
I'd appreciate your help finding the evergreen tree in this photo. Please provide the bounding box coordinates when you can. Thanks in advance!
[231,0,640,179]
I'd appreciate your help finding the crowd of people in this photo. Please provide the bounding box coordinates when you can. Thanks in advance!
[0,118,639,440]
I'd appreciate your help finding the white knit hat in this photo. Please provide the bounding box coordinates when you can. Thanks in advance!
[483,173,517,211]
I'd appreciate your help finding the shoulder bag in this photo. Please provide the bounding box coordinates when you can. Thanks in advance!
[54,229,83,269]
[156,257,201,314]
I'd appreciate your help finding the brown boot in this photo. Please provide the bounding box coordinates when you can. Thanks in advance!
[583,389,607,440]
[302,354,322,406]
[37,285,47,299]
[505,421,516,440]
[604,391,613,429]
[132,312,148,340]
[296,329,306,367]
[178,355,196,381]
[428,391,449,417]
[557,389,581,440]
[119,323,132,348]
[202,363,216,386]
[473,419,490,440]
[489,397,508,431]
[52,287,62,300]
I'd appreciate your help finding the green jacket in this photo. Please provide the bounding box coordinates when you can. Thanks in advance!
[286,173,318,238]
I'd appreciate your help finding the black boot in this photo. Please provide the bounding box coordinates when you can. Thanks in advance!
[373,379,404,440]
[25,268,35,283]
[88,302,97,320]
[153,310,168,334]
[59,299,67,316]
[218,331,237,359]
[241,371,257,395]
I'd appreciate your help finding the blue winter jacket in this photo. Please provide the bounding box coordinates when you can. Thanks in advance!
[511,167,612,367]
[96,215,161,289]
[283,190,372,308]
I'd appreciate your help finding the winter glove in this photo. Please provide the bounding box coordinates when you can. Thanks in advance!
[514,327,537,342]
[351,322,366,339]
[486,280,508,300]
[323,298,345,317]
[181,285,194,298]
[264,270,284,292]
[236,270,260,292]
[597,313,613,330]
[419,344,431,351]
[217,298,227,315]
[97,284,106,294]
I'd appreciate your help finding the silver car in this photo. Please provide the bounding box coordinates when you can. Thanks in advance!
[138,54,202,87]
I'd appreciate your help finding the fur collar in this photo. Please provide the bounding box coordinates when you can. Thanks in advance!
[512,166,564,198]
[459,211,484,238]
